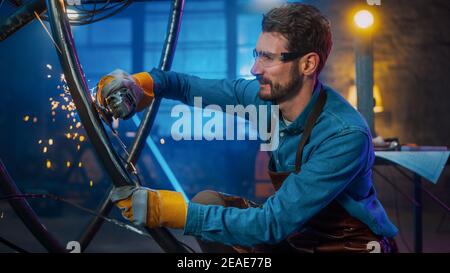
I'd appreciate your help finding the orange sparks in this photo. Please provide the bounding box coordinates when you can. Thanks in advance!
[46,160,52,169]
[23,115,30,122]
[79,135,85,142]
[66,161,71,168]
[51,101,60,110]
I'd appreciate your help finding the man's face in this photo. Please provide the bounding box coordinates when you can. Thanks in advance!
[251,32,303,102]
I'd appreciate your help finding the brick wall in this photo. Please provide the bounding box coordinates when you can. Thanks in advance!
[315,0,450,146]
[310,0,450,252]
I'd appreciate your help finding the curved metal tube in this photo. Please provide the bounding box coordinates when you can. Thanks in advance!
[46,0,134,188]
[0,160,65,252]
[77,186,115,252]
[0,0,187,253]
[127,0,184,169]
[130,0,188,253]
[74,0,188,252]
[0,0,47,42]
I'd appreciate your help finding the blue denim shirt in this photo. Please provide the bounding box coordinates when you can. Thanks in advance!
[150,68,398,247]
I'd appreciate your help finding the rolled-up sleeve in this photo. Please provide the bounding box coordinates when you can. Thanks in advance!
[184,128,373,247]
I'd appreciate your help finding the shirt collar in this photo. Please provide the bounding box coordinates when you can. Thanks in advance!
[279,81,323,134]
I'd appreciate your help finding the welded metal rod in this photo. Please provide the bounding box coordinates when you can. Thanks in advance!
[126,98,161,173]
[0,159,65,252]
[77,0,188,253]
[126,0,184,170]
[46,0,134,188]
[77,186,115,252]
[132,0,188,253]
[0,0,46,41]
[0,0,168,42]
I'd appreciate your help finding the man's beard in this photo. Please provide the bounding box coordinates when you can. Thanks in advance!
[258,64,303,102]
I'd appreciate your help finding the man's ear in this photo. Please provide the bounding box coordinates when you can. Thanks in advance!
[300,52,320,77]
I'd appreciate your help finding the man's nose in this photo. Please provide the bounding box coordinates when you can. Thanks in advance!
[251,59,263,77]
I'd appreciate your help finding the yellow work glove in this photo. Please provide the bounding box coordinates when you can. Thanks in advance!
[96,69,155,119]
[111,186,187,229]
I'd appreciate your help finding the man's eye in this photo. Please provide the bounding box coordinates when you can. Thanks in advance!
[261,53,273,61]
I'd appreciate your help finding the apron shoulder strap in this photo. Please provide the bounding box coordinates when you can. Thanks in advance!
[294,88,327,173]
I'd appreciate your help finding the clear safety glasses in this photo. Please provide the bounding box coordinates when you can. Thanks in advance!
[252,49,304,68]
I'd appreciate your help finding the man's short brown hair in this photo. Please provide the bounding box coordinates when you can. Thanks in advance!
[262,3,333,74]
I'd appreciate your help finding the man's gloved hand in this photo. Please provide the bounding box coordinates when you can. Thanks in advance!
[111,185,188,229]
[96,69,155,119]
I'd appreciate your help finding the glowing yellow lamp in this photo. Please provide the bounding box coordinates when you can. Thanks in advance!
[354,10,374,29]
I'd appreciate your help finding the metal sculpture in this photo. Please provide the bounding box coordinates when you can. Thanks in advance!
[0,0,189,253]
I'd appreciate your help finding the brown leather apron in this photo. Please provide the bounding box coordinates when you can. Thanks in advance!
[263,88,397,253]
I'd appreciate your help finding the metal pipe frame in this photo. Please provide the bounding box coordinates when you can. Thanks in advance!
[0,0,47,41]
[0,159,65,252]
[0,0,188,253]
[45,0,187,252]
[46,0,135,188]
[0,0,169,42]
